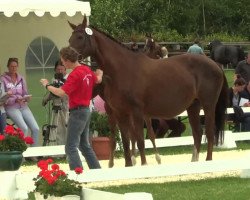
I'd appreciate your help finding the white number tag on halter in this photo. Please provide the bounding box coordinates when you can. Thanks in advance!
[85,28,93,35]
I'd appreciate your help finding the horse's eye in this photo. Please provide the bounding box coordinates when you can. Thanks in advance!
[78,35,83,40]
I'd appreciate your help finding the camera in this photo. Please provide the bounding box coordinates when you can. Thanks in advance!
[52,73,66,88]
[42,73,66,106]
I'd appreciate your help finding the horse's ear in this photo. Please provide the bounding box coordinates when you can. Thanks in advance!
[82,14,87,28]
[68,21,77,30]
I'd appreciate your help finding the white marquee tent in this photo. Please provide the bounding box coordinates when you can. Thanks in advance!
[0,0,91,74]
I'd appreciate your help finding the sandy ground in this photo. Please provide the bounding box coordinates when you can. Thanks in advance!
[20,149,250,188]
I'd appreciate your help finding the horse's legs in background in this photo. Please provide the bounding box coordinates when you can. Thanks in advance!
[203,106,216,160]
[187,100,202,162]
[130,133,137,166]
[153,119,169,138]
[167,118,186,137]
[105,103,117,168]
[145,117,161,164]
[116,114,133,167]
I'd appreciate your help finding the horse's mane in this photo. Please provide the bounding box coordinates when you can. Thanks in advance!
[89,25,137,52]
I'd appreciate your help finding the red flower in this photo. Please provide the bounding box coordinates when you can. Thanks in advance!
[0,135,5,141]
[24,136,34,145]
[18,131,25,140]
[37,160,49,170]
[4,125,15,134]
[57,170,66,177]
[74,167,83,174]
[46,176,57,185]
[51,164,60,171]
[46,158,53,163]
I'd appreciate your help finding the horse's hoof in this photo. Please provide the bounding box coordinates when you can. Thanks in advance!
[155,154,161,164]
[191,156,199,162]
[108,161,114,168]
[131,155,137,166]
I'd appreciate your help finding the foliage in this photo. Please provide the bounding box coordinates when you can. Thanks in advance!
[89,111,123,150]
[204,33,248,42]
[86,0,250,41]
[33,159,82,198]
[90,111,111,137]
[0,125,33,152]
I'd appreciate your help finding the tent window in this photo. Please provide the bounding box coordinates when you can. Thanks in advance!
[25,36,59,70]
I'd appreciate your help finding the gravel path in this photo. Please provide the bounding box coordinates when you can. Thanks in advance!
[20,149,250,188]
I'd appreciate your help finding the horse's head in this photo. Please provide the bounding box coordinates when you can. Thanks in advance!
[143,37,163,59]
[208,40,222,51]
[68,15,96,60]
[143,37,154,52]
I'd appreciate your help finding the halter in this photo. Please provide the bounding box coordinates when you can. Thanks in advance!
[72,27,93,62]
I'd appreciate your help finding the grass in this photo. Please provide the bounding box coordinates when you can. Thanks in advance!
[28,177,250,200]
[94,177,250,200]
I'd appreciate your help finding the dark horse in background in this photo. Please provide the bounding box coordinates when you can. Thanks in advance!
[208,40,245,68]
[68,16,228,167]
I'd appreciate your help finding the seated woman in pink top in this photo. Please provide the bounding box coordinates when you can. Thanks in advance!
[0,57,39,146]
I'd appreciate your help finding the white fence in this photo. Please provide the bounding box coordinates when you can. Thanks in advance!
[2,107,250,199]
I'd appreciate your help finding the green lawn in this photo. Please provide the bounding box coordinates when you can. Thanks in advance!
[95,177,250,200]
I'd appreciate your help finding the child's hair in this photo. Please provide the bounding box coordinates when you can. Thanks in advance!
[234,74,246,86]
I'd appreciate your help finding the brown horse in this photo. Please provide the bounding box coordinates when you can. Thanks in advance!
[92,77,161,167]
[143,34,163,59]
[68,17,228,167]
[93,40,165,167]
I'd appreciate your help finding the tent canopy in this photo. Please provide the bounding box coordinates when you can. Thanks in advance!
[0,0,90,17]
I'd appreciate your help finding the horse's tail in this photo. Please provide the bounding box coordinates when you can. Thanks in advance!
[215,73,229,145]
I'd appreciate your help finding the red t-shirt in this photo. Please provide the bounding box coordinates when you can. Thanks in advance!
[61,65,97,109]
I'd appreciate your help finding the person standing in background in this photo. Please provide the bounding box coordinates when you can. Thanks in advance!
[161,46,169,58]
[187,39,206,55]
[42,60,69,145]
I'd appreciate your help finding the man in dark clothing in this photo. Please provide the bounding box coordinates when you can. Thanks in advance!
[239,81,250,131]
[235,52,250,82]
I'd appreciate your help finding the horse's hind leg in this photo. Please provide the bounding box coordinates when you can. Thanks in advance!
[130,135,137,166]
[187,100,202,162]
[145,117,161,164]
[203,107,216,160]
